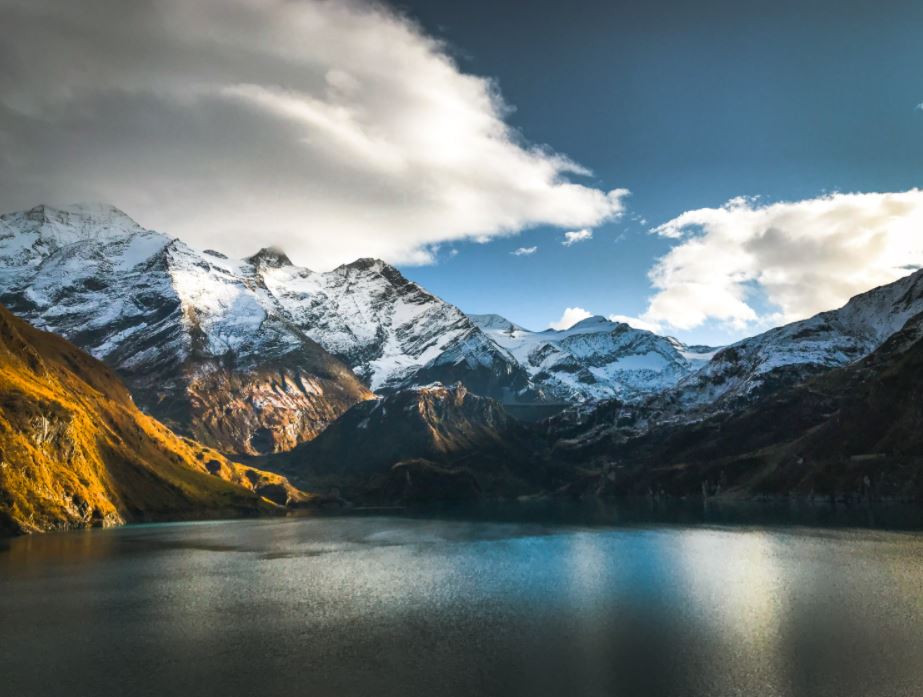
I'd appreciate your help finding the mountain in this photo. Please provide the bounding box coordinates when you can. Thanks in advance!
[645,267,923,420]
[551,309,923,501]
[273,383,546,500]
[545,270,923,500]
[0,304,309,535]
[0,204,373,455]
[0,204,541,453]
[540,268,923,448]
[256,256,533,399]
[470,313,717,402]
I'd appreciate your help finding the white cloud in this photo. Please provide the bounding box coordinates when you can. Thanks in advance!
[643,190,923,331]
[511,246,537,256]
[0,0,627,269]
[562,229,593,246]
[916,103,923,111]
[549,307,592,330]
[608,314,661,333]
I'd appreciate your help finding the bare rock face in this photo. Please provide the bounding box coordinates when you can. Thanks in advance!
[183,362,368,455]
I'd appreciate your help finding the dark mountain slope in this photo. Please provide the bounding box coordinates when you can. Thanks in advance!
[554,313,923,500]
[273,383,547,499]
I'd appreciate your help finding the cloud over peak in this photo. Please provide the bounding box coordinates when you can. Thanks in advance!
[549,307,592,330]
[643,189,923,331]
[0,0,627,269]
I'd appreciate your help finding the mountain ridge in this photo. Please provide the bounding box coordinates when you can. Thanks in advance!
[469,312,718,402]
[0,204,374,455]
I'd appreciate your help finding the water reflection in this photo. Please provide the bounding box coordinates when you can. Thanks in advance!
[2,511,923,697]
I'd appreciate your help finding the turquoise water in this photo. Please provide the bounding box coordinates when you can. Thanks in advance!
[2,510,923,697]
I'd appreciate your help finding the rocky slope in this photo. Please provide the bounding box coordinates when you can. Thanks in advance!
[0,304,309,536]
[470,313,717,402]
[0,204,372,455]
[273,383,547,500]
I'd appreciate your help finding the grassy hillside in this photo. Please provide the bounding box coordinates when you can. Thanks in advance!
[0,305,310,535]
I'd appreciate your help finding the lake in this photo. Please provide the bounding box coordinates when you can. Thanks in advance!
[2,504,923,697]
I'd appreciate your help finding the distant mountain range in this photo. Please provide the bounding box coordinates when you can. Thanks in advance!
[0,204,723,453]
[2,201,923,531]
[470,312,717,402]
[657,266,923,417]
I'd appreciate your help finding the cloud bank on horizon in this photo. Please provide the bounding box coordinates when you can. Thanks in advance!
[643,190,923,332]
[0,0,626,269]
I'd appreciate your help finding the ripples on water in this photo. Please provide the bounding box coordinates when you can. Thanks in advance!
[2,502,923,697]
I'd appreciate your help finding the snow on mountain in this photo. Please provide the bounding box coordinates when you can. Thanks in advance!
[0,204,372,455]
[660,267,923,412]
[256,257,532,399]
[469,313,717,401]
[0,204,537,450]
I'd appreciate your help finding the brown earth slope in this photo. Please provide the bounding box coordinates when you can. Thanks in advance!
[0,305,309,535]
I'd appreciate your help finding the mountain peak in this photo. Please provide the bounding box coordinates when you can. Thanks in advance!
[567,315,615,331]
[339,257,389,273]
[27,202,139,227]
[468,313,529,333]
[1,202,148,246]
[335,257,417,290]
[247,246,293,269]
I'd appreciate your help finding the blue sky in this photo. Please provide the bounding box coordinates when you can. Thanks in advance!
[397,0,923,344]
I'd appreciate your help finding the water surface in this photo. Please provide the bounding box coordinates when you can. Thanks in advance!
[2,507,923,697]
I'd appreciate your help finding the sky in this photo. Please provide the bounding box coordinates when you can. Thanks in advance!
[1,0,922,345]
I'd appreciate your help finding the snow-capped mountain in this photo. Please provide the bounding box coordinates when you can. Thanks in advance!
[255,257,532,399]
[0,204,372,455]
[469,313,718,401]
[0,204,536,453]
[665,267,923,412]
